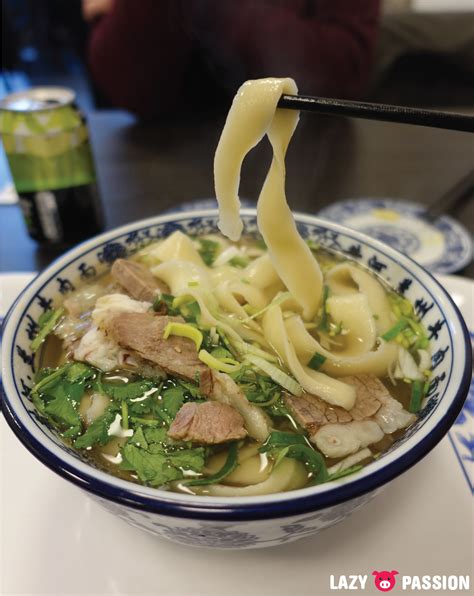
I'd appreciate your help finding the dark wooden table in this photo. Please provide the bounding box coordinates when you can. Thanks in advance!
[0,108,473,276]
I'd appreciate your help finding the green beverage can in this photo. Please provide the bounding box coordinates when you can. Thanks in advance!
[0,87,103,244]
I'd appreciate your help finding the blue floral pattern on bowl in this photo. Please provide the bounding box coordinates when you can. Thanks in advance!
[1,210,470,549]
[318,198,472,275]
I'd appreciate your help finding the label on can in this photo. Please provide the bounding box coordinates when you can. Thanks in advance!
[0,87,103,244]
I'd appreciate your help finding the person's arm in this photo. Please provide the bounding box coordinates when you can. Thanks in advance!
[87,0,192,117]
[202,0,381,99]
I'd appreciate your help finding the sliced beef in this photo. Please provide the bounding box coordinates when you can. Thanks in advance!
[284,374,385,435]
[283,392,352,435]
[103,312,207,381]
[342,375,391,419]
[199,369,271,443]
[168,401,247,444]
[111,259,168,302]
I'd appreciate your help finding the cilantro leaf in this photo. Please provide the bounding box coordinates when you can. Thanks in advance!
[30,362,97,437]
[31,307,64,352]
[100,378,156,401]
[44,395,82,437]
[74,408,118,449]
[120,428,205,487]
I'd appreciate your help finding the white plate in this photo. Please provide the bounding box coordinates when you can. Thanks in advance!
[1,273,472,595]
[318,199,472,274]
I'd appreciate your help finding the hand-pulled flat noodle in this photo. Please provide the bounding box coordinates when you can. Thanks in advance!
[197,457,307,497]
[243,254,282,290]
[213,282,261,331]
[151,260,210,296]
[227,281,268,311]
[326,294,377,356]
[262,305,357,410]
[284,314,398,377]
[326,264,393,334]
[214,78,323,320]
[147,230,205,266]
[206,445,272,486]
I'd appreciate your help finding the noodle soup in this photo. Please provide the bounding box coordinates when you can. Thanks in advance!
[31,236,428,496]
[27,77,431,497]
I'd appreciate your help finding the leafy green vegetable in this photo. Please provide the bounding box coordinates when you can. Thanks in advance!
[409,379,425,413]
[229,256,250,268]
[231,366,281,406]
[198,239,220,266]
[30,307,64,352]
[307,352,327,370]
[185,442,239,486]
[286,444,328,485]
[260,431,307,450]
[157,385,187,424]
[74,408,118,449]
[120,427,205,487]
[100,378,156,401]
[30,362,97,438]
[44,394,82,437]
[265,394,292,419]
[328,464,364,481]
[260,431,328,484]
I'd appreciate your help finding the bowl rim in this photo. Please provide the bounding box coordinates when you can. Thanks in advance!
[1,209,471,521]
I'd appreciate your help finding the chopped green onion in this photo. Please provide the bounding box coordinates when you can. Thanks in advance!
[318,285,330,332]
[409,379,424,413]
[185,441,239,486]
[30,308,64,352]
[198,349,241,373]
[229,256,250,268]
[163,322,203,351]
[198,238,220,266]
[381,317,409,341]
[244,354,302,396]
[242,291,291,322]
[307,352,327,370]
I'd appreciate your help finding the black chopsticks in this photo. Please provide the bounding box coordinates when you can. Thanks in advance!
[278,94,474,133]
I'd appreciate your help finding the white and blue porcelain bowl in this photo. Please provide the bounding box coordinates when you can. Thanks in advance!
[1,210,471,549]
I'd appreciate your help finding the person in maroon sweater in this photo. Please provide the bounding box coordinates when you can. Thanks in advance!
[85,0,381,118]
